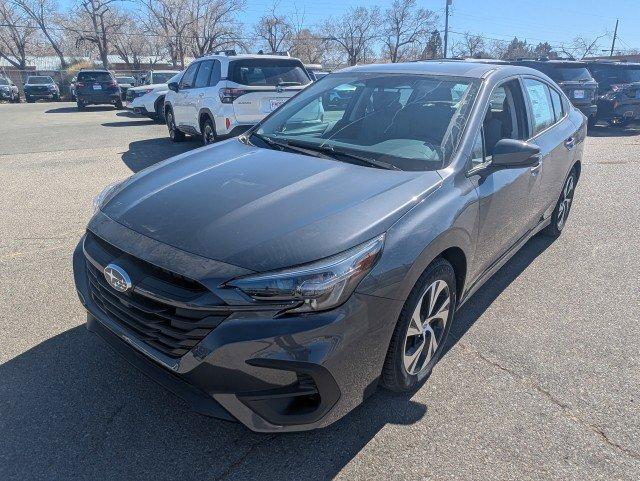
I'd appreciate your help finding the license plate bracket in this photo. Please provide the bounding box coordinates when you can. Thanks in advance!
[573,89,585,99]
[93,84,102,90]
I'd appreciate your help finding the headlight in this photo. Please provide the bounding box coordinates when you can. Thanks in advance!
[92,182,122,213]
[226,234,385,313]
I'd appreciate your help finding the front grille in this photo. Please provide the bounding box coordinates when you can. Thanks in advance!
[84,233,228,358]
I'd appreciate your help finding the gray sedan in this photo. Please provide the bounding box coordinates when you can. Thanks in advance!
[73,60,584,432]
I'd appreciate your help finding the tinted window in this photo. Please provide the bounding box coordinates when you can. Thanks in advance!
[523,79,555,136]
[483,80,528,156]
[78,72,112,83]
[549,88,563,122]
[622,68,640,83]
[229,59,311,86]
[194,60,213,88]
[179,63,199,89]
[553,67,593,82]
[209,61,221,86]
[27,76,54,84]
[255,73,480,171]
[117,77,135,84]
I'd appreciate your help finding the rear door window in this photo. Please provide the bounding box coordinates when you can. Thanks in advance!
[229,59,311,87]
[549,88,564,122]
[523,78,555,136]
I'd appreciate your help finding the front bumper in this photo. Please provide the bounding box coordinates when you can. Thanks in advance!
[25,90,57,98]
[596,98,640,122]
[72,219,400,432]
[575,103,597,118]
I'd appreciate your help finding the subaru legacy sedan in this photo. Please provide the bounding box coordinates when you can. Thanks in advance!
[73,61,584,432]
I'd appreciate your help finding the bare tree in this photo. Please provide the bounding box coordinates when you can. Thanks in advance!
[382,0,435,63]
[0,0,39,68]
[289,28,327,64]
[253,2,292,53]
[68,0,122,68]
[560,33,608,59]
[139,0,193,68]
[452,32,486,58]
[324,6,380,66]
[189,0,244,57]
[112,13,150,68]
[10,0,68,68]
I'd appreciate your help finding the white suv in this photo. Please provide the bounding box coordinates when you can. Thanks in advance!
[164,54,312,144]
[125,72,182,123]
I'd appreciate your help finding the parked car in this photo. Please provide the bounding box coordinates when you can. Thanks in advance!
[512,59,598,127]
[23,75,59,102]
[74,61,584,432]
[116,76,136,100]
[585,60,640,126]
[304,63,330,81]
[139,70,179,86]
[164,53,312,144]
[125,72,182,123]
[75,70,122,110]
[0,76,20,102]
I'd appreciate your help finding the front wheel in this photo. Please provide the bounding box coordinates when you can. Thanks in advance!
[543,169,577,237]
[166,109,185,142]
[381,257,456,392]
[114,100,123,109]
[77,100,85,110]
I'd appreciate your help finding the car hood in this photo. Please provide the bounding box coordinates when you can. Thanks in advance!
[102,140,442,272]
[129,83,167,93]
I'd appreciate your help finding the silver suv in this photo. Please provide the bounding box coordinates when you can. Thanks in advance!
[163,53,312,144]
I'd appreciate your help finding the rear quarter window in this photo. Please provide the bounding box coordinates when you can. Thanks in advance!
[228,59,311,87]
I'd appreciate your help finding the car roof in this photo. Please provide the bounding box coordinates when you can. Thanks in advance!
[338,60,531,79]
[197,53,302,62]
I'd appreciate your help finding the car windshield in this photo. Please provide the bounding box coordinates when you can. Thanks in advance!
[167,72,182,84]
[0,78,9,85]
[152,72,177,84]
[28,76,53,84]
[117,77,135,84]
[253,72,480,171]
[553,67,593,82]
[229,59,311,86]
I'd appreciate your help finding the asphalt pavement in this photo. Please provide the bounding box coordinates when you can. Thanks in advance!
[0,101,638,480]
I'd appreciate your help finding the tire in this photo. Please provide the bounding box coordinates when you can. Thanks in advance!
[114,100,123,110]
[153,98,165,123]
[201,117,217,146]
[166,108,185,142]
[381,257,457,392]
[543,168,577,238]
[587,116,597,129]
[26,96,33,103]
[77,100,85,110]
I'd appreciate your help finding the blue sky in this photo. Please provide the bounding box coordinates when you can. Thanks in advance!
[60,0,640,53]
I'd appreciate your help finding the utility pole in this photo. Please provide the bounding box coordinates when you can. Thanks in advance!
[610,18,619,57]
[443,0,452,59]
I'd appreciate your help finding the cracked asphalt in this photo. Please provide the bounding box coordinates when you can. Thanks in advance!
[1,102,638,480]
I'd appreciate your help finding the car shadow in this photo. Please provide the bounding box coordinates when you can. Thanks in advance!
[442,233,556,357]
[45,106,117,114]
[0,324,427,480]
[121,137,198,172]
[588,123,640,137]
[101,119,156,128]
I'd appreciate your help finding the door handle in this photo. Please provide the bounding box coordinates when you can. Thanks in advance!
[564,137,575,150]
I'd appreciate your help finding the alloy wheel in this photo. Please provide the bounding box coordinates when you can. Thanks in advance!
[556,175,575,230]
[203,123,215,144]
[167,112,175,139]
[403,279,451,375]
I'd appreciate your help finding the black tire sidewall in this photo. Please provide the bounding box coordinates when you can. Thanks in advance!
[382,258,457,392]
[202,119,216,145]
[545,169,577,237]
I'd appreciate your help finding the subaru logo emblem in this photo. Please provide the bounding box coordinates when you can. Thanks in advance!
[103,263,132,293]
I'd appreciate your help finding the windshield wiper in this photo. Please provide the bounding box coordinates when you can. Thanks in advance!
[286,139,403,171]
[250,133,333,159]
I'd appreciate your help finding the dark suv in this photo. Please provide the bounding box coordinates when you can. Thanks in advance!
[23,75,60,102]
[512,60,598,126]
[585,61,640,126]
[75,70,123,110]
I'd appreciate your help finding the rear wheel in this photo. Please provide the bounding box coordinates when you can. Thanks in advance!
[166,109,185,142]
[587,116,597,129]
[543,168,577,238]
[114,99,123,109]
[153,98,165,123]
[77,100,85,110]
[201,118,217,145]
[381,257,456,392]
[26,96,34,103]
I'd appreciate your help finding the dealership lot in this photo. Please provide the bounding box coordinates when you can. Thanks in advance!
[1,102,638,480]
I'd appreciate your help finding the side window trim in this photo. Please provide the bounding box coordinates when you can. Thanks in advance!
[209,60,221,87]
[466,126,488,175]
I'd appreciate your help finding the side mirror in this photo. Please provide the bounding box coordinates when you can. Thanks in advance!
[491,139,540,169]
[168,81,179,92]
